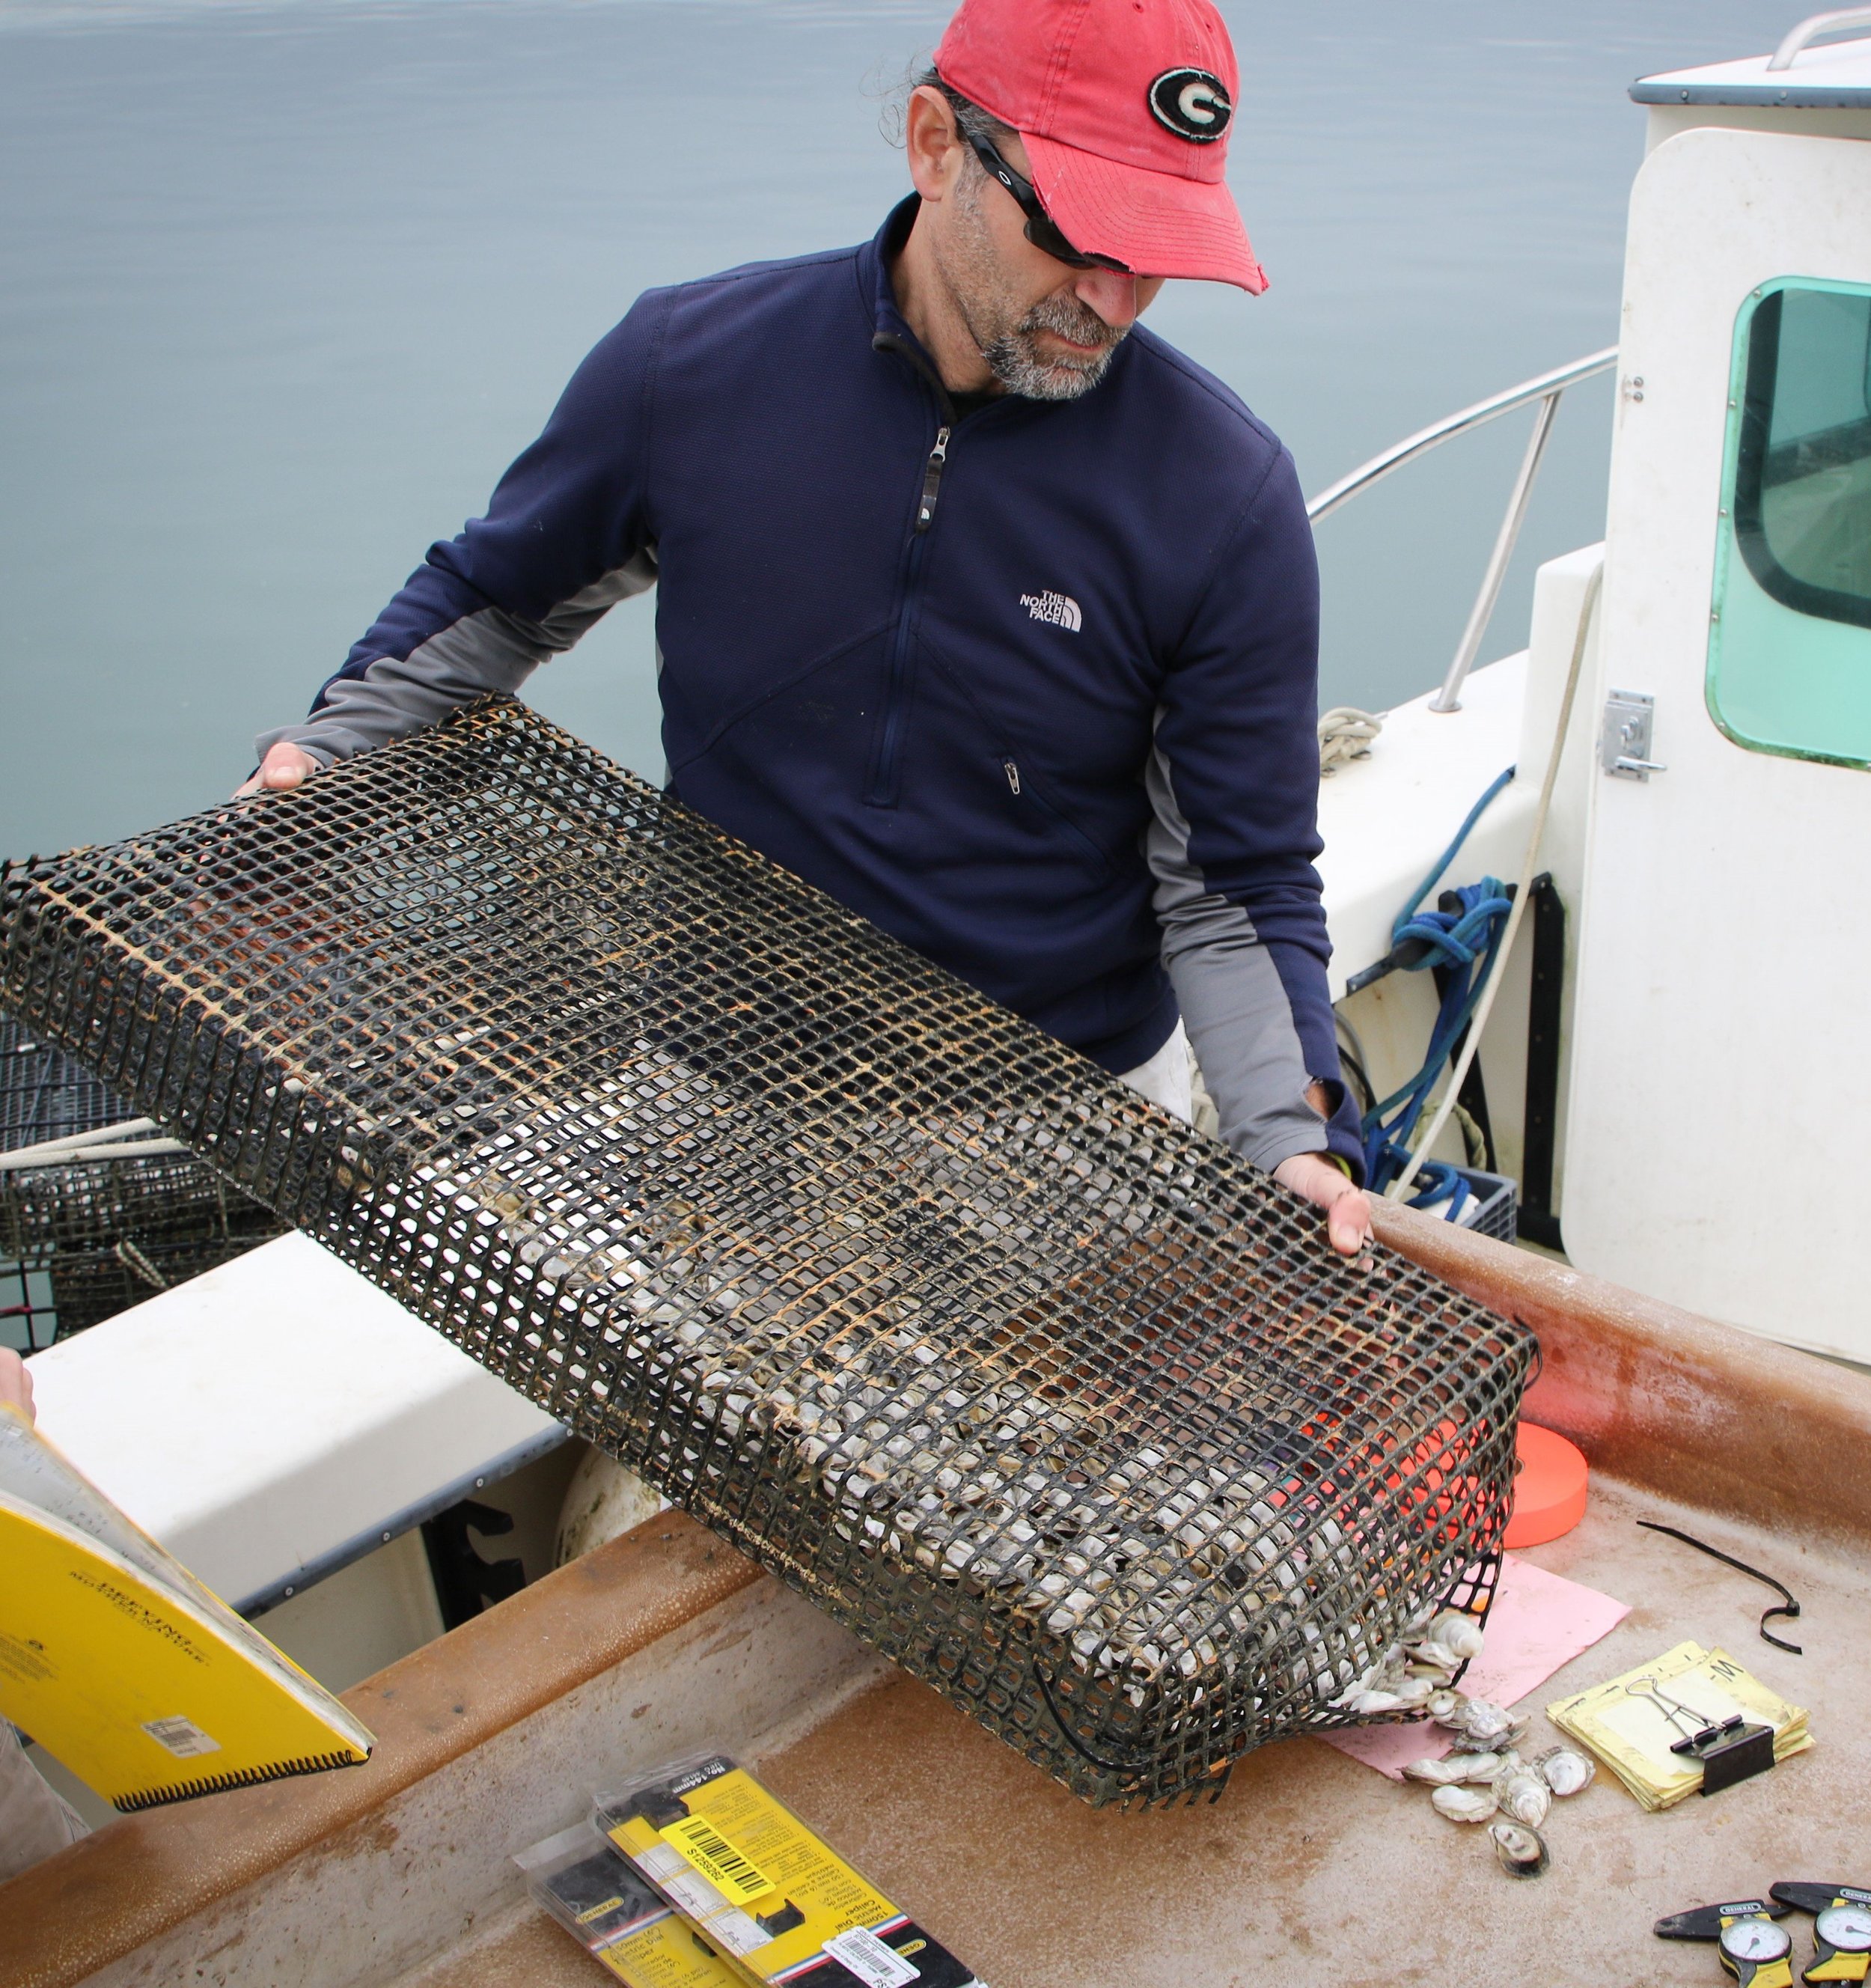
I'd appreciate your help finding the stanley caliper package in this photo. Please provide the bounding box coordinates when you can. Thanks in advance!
[595,1754,982,1988]
[513,1818,745,1987]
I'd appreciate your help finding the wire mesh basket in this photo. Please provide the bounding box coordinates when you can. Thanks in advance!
[46,1228,287,1338]
[0,698,1536,1805]
[0,1141,278,1266]
[1,1014,284,1335]
[1,1013,123,1148]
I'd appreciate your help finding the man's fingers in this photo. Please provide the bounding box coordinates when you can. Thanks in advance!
[263,749,313,789]
[1272,1153,1374,1260]
[0,1349,34,1424]
[1328,1187,1374,1260]
[234,744,317,801]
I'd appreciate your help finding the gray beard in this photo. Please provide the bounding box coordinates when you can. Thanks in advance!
[980,292,1126,401]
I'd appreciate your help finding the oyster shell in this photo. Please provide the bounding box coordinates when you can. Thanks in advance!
[1436,1695,1513,1741]
[1495,1766,1551,1827]
[1450,1716,1530,1755]
[1431,1782,1499,1823]
[1413,1609,1486,1665]
[1536,1745,1596,1798]
[1489,1820,1550,1878]
[1401,1755,1471,1786]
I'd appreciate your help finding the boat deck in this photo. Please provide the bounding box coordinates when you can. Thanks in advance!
[397,1473,1868,1988]
[4,1210,1868,1988]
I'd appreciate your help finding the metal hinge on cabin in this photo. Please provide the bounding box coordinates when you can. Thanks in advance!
[1602,689,1668,780]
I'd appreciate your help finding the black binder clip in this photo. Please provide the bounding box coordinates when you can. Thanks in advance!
[1625,1679,1777,1796]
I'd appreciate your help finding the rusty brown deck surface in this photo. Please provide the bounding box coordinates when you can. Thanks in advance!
[399,1470,1871,1988]
[4,1214,1868,1988]
[752,1477,1870,1988]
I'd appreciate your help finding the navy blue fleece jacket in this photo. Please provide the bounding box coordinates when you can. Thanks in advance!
[260,199,1361,1179]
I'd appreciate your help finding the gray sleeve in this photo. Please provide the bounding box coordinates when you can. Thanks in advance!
[1145,731,1331,1174]
[255,549,659,766]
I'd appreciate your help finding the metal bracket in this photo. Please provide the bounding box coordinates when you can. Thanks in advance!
[1602,689,1668,780]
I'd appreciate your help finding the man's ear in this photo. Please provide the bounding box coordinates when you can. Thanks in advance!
[904,85,965,203]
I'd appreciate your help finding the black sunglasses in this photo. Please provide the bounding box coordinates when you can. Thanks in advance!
[962,128,1132,274]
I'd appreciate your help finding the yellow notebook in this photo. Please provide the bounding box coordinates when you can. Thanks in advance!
[1546,1640,1810,1811]
[0,1403,373,1811]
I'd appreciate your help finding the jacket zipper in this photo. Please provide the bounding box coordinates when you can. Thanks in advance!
[867,475,936,806]
[869,332,960,808]
[1002,758,1021,796]
[915,424,950,533]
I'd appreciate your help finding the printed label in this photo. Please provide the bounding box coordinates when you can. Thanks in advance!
[824,1926,921,1988]
[0,1634,56,1685]
[1019,590,1082,633]
[141,1715,221,1758]
[659,1814,777,1905]
[575,1893,629,1926]
[707,1909,772,1957]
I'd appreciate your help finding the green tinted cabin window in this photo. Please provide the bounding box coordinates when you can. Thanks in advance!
[1709,279,1871,768]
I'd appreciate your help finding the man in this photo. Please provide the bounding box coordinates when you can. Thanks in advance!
[245,0,1370,1254]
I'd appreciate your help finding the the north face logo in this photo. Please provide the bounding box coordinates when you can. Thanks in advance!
[1020,590,1082,632]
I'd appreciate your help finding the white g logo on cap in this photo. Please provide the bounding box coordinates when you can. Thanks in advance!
[1148,67,1233,142]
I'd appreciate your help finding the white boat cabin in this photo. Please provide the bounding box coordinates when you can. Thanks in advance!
[1321,13,1871,1370]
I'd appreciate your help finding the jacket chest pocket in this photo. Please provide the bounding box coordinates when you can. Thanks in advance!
[921,647,1123,882]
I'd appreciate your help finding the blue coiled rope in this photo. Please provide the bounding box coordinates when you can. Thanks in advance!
[1360,766,1516,1218]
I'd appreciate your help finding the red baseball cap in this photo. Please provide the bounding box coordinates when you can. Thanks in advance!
[933,0,1267,293]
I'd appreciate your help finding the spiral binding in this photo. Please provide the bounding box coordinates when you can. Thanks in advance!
[113,1748,367,1813]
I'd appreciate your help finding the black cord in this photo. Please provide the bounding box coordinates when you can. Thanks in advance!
[1031,1659,1157,1781]
[1335,1043,1376,1118]
[1636,1520,1804,1654]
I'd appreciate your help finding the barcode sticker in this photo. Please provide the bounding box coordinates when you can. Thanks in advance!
[141,1716,221,1758]
[825,1926,921,1988]
[659,1814,777,1904]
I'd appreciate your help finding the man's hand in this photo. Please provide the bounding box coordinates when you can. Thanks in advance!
[1273,1151,1373,1259]
[0,1347,35,1425]
[234,743,319,800]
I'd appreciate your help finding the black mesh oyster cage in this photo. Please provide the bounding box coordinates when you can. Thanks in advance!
[1,1013,284,1335]
[0,698,1535,1804]
[1,1010,124,1150]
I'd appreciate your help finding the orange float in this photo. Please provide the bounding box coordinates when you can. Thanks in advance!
[1504,1422,1590,1548]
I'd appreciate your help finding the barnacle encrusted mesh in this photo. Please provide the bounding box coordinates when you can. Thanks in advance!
[0,698,1534,1805]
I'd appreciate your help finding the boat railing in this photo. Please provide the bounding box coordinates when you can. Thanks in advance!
[1770,7,1871,69]
[1306,346,1618,713]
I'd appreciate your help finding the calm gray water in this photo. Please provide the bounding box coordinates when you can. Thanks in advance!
[0,0,1792,859]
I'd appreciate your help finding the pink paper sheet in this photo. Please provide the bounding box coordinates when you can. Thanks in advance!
[1319,1553,1631,1778]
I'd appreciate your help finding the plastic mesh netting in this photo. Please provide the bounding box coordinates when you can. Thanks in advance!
[43,1228,285,1337]
[1,1013,122,1147]
[0,1013,283,1320]
[0,698,1534,1805]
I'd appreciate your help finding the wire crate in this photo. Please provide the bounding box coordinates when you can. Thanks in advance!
[0,698,1536,1805]
[1,1013,123,1147]
[1,1014,285,1335]
[46,1225,287,1338]
[0,1145,278,1266]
